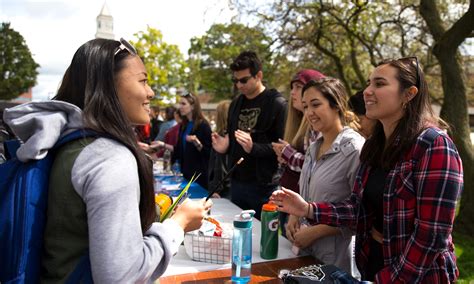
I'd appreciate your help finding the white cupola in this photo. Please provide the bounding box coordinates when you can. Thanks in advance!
[95,2,114,39]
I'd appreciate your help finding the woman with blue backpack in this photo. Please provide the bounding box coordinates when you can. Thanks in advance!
[2,38,212,283]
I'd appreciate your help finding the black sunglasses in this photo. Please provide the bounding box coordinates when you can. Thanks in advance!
[114,38,137,56]
[397,56,420,89]
[231,75,253,84]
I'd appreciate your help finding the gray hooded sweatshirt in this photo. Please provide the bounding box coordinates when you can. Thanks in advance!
[3,101,184,283]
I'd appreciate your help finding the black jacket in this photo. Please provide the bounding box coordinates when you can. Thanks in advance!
[208,149,230,198]
[173,121,212,189]
[227,88,287,186]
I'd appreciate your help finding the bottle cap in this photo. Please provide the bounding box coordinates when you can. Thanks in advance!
[234,210,255,228]
[262,203,278,212]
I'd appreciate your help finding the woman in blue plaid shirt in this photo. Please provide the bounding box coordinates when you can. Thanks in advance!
[271,57,463,283]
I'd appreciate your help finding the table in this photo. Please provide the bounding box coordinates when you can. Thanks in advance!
[159,255,316,283]
[155,175,209,199]
[161,199,316,283]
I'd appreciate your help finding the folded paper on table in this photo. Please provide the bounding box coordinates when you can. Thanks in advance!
[161,183,181,191]
[160,173,201,221]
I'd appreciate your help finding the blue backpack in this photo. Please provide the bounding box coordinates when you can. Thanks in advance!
[0,129,98,284]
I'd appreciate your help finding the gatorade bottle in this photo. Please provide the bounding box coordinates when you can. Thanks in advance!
[260,203,279,259]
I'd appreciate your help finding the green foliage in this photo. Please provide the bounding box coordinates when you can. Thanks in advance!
[132,26,187,103]
[188,23,288,101]
[0,22,39,100]
[453,231,474,282]
[231,0,462,97]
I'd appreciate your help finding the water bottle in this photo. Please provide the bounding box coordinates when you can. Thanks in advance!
[260,203,279,259]
[232,210,255,283]
[171,160,182,183]
[171,160,180,174]
[163,149,171,173]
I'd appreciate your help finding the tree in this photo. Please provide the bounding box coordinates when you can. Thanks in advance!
[231,1,439,96]
[420,0,474,235]
[0,22,39,100]
[131,26,187,103]
[187,23,288,101]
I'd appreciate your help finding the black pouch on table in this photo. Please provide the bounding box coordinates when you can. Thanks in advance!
[280,264,360,284]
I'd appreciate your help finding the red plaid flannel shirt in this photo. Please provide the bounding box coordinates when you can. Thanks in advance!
[310,127,463,283]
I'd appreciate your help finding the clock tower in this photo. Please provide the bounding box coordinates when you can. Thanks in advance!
[95,2,114,39]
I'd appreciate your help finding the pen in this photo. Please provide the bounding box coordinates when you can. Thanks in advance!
[205,157,244,201]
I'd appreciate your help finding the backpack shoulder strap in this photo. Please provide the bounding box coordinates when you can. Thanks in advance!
[54,129,102,149]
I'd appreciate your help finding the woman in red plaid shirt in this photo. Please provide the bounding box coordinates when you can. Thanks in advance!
[271,57,463,283]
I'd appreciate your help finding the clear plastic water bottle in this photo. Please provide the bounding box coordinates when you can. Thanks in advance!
[232,210,255,283]
[171,160,182,182]
[171,160,180,174]
[162,149,171,173]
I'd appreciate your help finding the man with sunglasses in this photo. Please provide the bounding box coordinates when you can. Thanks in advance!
[212,51,287,219]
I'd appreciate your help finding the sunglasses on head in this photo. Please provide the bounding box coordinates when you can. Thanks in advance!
[114,38,137,56]
[396,56,420,89]
[231,75,253,84]
[179,93,194,103]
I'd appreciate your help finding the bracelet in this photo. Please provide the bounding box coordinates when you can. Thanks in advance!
[306,202,311,218]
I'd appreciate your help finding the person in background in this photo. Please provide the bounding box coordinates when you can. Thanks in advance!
[150,109,182,158]
[150,105,163,142]
[155,106,177,142]
[208,100,231,199]
[139,106,180,158]
[271,69,325,236]
[348,90,377,138]
[3,38,212,283]
[282,78,364,275]
[173,93,212,189]
[212,51,287,219]
[271,57,463,283]
[135,123,151,143]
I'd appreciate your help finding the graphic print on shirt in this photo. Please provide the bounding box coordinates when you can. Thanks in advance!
[238,107,261,131]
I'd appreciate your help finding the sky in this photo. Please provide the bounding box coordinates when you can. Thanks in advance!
[0,0,237,101]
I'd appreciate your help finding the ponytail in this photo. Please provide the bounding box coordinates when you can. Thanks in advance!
[343,110,361,132]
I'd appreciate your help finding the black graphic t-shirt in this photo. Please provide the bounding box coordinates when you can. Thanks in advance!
[238,106,261,131]
[233,95,264,181]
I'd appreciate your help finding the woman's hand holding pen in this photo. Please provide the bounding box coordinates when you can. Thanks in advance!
[172,198,213,233]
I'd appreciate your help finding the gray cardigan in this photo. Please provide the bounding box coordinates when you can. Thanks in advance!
[299,127,365,276]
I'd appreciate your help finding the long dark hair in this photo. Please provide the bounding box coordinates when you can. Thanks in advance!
[302,78,359,130]
[180,93,209,132]
[360,57,445,169]
[53,38,156,233]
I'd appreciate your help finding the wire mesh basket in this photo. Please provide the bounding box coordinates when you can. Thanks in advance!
[184,233,232,264]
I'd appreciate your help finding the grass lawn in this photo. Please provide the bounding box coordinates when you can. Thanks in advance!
[454,231,474,283]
